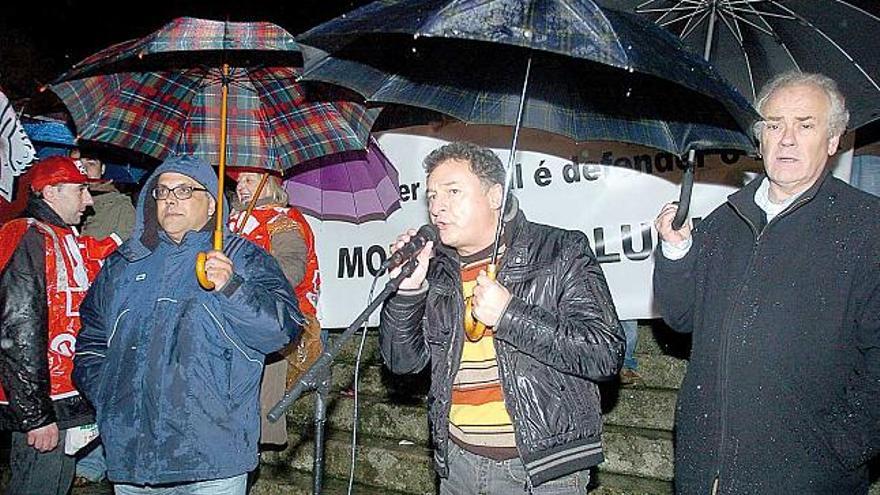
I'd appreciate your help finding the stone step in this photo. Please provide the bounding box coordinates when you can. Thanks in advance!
[266,425,673,493]
[285,386,676,450]
[591,472,673,495]
[329,329,383,366]
[287,393,430,446]
[603,388,677,431]
[251,466,414,495]
[326,352,683,405]
[263,430,436,494]
[634,321,691,359]
[602,427,674,482]
[330,321,692,365]
[628,353,686,390]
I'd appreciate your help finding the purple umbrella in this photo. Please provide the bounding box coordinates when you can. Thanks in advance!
[284,139,401,223]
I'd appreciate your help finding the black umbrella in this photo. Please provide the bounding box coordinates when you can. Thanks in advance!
[601,0,880,130]
[297,0,759,237]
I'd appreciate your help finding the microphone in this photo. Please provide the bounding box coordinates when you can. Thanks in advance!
[380,224,439,272]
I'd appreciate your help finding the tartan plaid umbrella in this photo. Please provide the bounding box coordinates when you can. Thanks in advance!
[283,138,401,224]
[48,17,382,288]
[48,16,379,173]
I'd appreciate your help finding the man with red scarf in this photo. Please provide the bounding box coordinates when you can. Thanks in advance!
[0,156,116,495]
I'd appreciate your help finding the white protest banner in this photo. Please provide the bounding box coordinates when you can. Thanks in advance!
[306,124,835,329]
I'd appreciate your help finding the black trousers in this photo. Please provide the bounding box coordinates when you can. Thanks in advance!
[7,429,74,495]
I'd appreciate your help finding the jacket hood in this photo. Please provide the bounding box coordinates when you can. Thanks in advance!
[119,155,227,261]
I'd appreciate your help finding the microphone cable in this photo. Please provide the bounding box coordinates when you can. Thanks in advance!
[346,273,380,495]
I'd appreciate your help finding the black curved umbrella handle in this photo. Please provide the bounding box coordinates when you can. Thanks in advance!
[672,153,695,230]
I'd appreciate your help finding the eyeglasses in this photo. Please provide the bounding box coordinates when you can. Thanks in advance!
[151,184,209,200]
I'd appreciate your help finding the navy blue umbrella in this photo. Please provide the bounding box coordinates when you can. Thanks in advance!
[298,0,759,155]
[297,0,761,234]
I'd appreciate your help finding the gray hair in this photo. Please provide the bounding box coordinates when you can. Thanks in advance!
[424,141,506,189]
[752,71,849,139]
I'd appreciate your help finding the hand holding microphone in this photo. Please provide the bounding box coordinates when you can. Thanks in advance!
[387,224,438,290]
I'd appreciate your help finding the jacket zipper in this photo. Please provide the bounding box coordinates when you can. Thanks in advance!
[493,269,533,490]
[713,194,812,490]
[441,262,465,473]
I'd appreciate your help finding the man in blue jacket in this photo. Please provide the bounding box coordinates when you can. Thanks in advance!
[74,156,303,494]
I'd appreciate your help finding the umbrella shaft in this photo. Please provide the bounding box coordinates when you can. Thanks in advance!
[703,4,717,61]
[214,63,231,250]
[493,56,533,263]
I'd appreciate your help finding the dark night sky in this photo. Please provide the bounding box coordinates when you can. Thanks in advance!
[1,0,373,102]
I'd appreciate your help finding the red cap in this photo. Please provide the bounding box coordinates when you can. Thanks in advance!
[28,156,104,192]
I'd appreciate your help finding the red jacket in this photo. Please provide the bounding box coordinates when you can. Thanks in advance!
[0,199,117,430]
[229,205,320,316]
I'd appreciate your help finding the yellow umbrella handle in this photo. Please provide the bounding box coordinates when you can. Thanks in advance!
[464,263,497,342]
[197,63,231,290]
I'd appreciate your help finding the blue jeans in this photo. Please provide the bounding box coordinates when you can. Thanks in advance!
[113,474,247,495]
[621,319,639,370]
[440,442,590,494]
[76,441,107,481]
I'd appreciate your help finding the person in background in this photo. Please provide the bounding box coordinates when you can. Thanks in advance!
[379,142,624,493]
[228,168,322,446]
[618,319,642,386]
[74,156,303,494]
[74,152,135,242]
[0,156,105,495]
[654,72,880,494]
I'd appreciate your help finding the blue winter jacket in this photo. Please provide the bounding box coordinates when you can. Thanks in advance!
[74,156,303,485]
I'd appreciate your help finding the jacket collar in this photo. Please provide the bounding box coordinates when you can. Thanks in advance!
[433,207,528,276]
[23,195,70,230]
[727,169,833,229]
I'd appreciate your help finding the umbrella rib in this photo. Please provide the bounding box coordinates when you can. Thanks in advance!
[717,7,759,100]
[736,3,801,93]
[736,0,800,73]
[727,7,794,21]
[680,10,712,41]
[636,0,688,26]
[657,7,705,31]
[717,8,745,44]
[674,9,702,36]
[721,11,777,37]
[768,0,880,92]
[827,0,880,23]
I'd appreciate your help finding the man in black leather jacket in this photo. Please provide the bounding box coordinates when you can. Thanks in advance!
[379,142,624,493]
[0,156,102,495]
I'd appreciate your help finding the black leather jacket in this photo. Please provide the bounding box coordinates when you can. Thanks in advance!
[379,210,624,487]
[0,198,94,431]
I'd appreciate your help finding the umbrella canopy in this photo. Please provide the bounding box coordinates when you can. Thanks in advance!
[283,138,401,223]
[21,117,149,184]
[297,0,760,156]
[600,0,880,130]
[48,16,380,173]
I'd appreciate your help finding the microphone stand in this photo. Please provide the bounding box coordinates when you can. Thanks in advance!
[268,258,422,495]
